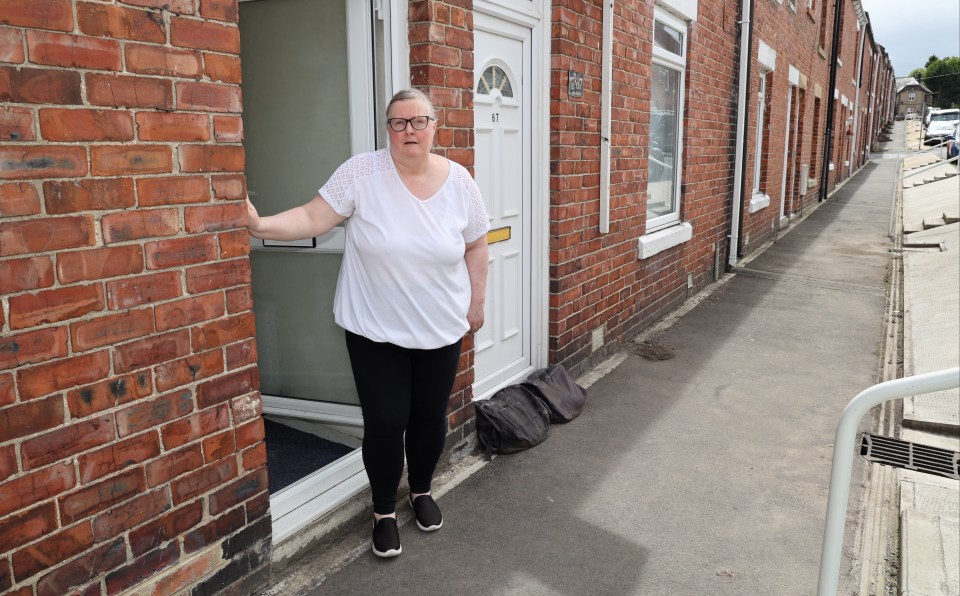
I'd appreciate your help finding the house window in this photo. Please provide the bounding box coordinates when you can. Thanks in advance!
[809,96,821,183]
[908,92,916,101]
[818,0,828,50]
[753,72,770,196]
[646,9,687,230]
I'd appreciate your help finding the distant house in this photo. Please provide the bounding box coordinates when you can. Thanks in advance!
[896,77,934,117]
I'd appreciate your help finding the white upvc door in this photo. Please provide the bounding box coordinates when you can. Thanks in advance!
[472,7,539,399]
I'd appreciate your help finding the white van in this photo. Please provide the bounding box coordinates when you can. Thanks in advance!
[925,109,960,144]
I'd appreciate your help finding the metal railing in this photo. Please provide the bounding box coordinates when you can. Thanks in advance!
[816,367,960,596]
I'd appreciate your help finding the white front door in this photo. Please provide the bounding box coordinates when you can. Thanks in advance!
[473,13,535,398]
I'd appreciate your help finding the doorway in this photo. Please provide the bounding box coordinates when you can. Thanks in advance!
[238,0,396,544]
[472,4,543,399]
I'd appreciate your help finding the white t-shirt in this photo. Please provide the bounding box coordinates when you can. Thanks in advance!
[320,149,490,349]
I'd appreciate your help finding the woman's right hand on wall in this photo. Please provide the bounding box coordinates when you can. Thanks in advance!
[245,198,262,236]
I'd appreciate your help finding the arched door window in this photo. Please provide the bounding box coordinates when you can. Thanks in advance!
[477,64,514,97]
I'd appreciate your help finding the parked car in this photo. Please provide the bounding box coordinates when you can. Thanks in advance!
[925,108,960,144]
[905,112,920,121]
[924,108,942,127]
[946,123,960,159]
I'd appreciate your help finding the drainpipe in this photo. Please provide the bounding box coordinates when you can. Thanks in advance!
[599,0,613,234]
[728,0,755,268]
[866,43,878,154]
[818,0,844,202]
[849,6,866,168]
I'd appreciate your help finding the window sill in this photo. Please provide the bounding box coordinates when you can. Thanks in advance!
[637,221,693,260]
[749,192,771,213]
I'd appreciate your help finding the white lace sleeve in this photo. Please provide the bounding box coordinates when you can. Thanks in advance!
[319,150,390,217]
[455,165,491,243]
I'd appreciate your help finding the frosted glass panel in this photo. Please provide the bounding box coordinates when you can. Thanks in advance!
[240,0,357,404]
[250,251,357,403]
[239,0,351,210]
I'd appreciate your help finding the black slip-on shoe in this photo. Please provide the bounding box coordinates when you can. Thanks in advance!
[409,494,442,532]
[372,517,401,558]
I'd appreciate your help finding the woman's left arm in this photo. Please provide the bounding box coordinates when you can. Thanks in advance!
[464,236,489,333]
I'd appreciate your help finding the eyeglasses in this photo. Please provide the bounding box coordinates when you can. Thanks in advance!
[386,116,435,132]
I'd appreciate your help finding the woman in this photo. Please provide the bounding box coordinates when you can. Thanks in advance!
[246,88,490,558]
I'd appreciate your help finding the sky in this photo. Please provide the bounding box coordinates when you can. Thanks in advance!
[861,0,960,76]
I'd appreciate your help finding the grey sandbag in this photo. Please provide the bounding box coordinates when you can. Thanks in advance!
[523,364,586,423]
[475,384,550,460]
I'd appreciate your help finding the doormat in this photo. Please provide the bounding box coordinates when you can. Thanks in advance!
[264,418,356,493]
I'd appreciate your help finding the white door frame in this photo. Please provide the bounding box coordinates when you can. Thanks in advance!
[779,84,793,225]
[472,0,548,400]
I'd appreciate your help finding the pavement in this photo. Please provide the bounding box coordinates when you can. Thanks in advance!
[263,122,958,595]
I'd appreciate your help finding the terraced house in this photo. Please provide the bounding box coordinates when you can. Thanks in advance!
[0,0,894,593]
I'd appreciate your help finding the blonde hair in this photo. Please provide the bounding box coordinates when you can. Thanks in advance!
[386,88,436,119]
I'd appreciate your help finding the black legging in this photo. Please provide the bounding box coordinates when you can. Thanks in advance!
[344,330,463,515]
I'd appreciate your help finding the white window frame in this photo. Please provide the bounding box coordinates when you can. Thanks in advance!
[749,70,772,212]
[752,72,767,195]
[907,91,916,101]
[646,8,687,232]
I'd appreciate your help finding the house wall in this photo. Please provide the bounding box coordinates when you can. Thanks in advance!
[896,86,931,116]
[545,0,893,375]
[548,0,742,374]
[0,1,270,594]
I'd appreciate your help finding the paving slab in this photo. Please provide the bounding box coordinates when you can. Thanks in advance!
[903,164,958,188]
[900,509,959,596]
[902,153,941,170]
[901,223,960,431]
[901,428,960,452]
[900,470,960,517]
[903,177,960,226]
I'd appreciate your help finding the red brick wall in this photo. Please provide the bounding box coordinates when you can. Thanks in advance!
[739,0,833,251]
[549,0,740,373]
[545,0,894,378]
[408,0,479,447]
[0,1,269,594]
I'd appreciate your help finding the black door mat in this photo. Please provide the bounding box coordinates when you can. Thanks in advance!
[860,433,959,480]
[264,418,356,493]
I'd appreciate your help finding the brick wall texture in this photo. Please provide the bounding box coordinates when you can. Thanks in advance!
[0,0,894,593]
[0,0,270,594]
